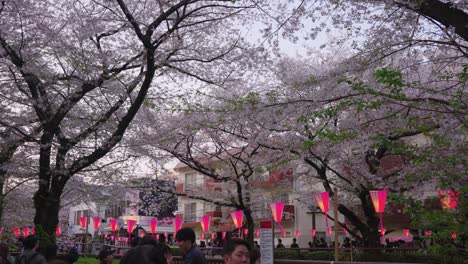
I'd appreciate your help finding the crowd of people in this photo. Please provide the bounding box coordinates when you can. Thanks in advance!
[0,227,261,264]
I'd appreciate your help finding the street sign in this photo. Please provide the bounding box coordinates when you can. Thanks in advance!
[259,220,274,264]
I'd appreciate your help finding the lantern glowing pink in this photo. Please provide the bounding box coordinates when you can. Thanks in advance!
[149,219,157,234]
[222,231,226,239]
[93,217,101,230]
[109,218,117,233]
[230,211,243,228]
[200,216,211,232]
[255,229,259,237]
[174,217,183,234]
[295,229,300,237]
[314,192,330,228]
[327,227,332,236]
[211,233,216,240]
[403,229,409,237]
[200,233,205,239]
[380,228,386,236]
[243,229,248,235]
[425,230,432,236]
[270,202,285,235]
[156,234,160,240]
[343,228,348,234]
[22,228,29,237]
[451,232,456,239]
[0,227,2,234]
[281,230,286,237]
[127,220,136,234]
[270,202,284,223]
[13,227,19,238]
[31,227,35,235]
[311,229,316,237]
[164,232,168,238]
[79,216,87,228]
[437,190,459,210]
[56,226,61,236]
[369,190,387,235]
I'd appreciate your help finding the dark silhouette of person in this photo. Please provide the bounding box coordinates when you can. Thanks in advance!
[290,238,299,248]
[276,239,285,248]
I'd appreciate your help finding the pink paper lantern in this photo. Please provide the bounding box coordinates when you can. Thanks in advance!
[425,230,432,236]
[93,217,101,230]
[370,190,387,234]
[270,202,284,223]
[200,233,205,239]
[80,216,87,228]
[0,227,2,234]
[200,216,211,232]
[437,190,460,210]
[174,217,183,234]
[343,228,348,234]
[31,228,35,235]
[314,192,330,228]
[149,219,158,234]
[56,226,61,236]
[451,232,456,239]
[109,218,117,232]
[255,229,259,237]
[403,229,409,237]
[222,231,226,239]
[295,229,300,237]
[230,211,243,228]
[243,229,248,235]
[127,220,136,234]
[22,228,29,237]
[164,232,168,238]
[311,229,316,237]
[211,233,216,240]
[327,227,332,236]
[156,234,160,240]
[380,228,386,236]
[13,227,19,238]
[281,230,286,237]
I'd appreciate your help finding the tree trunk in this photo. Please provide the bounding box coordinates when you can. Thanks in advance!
[244,209,255,245]
[33,186,62,245]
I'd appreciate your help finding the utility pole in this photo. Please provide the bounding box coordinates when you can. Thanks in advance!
[334,188,339,262]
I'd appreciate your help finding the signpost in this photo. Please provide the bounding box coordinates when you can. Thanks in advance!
[259,220,274,264]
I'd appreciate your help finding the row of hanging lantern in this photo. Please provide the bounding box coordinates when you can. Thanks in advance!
[311,189,460,238]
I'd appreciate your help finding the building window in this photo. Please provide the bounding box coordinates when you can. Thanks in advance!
[184,203,197,222]
[185,172,203,191]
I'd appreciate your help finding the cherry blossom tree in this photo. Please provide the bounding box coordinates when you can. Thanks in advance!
[0,0,269,242]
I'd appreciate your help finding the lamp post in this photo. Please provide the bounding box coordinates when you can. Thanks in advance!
[369,190,387,236]
[314,192,330,229]
[230,210,243,237]
[149,219,158,238]
[306,206,319,244]
[270,202,285,240]
[200,215,211,239]
[79,215,89,255]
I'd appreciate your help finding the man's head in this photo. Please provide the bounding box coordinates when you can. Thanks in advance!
[175,227,196,253]
[23,235,39,251]
[223,238,251,264]
[293,238,297,243]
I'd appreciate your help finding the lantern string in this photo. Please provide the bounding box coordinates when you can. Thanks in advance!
[277,222,284,236]
[379,211,383,231]
[325,212,329,228]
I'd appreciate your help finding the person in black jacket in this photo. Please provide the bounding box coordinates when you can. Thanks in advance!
[175,227,207,264]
